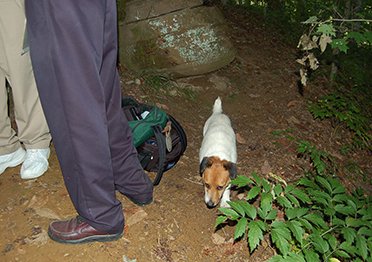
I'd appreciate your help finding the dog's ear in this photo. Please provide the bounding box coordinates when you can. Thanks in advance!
[223,162,238,179]
[200,157,211,176]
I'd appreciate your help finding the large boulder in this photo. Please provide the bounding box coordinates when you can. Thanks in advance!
[120,0,236,78]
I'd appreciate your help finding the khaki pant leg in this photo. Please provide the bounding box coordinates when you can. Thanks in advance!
[0,0,23,155]
[0,0,51,151]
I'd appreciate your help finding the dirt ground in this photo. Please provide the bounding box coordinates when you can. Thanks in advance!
[1,6,371,262]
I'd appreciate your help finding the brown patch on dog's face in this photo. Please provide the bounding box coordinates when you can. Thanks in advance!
[201,156,231,208]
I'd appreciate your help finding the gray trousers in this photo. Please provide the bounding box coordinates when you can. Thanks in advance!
[25,0,153,233]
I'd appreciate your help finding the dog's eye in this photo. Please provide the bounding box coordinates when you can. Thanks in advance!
[216,186,224,191]
[205,183,211,189]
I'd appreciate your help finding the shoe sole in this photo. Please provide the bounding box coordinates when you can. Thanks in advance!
[48,230,123,244]
[127,196,153,206]
[20,166,48,180]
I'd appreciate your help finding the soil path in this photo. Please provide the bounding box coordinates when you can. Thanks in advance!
[1,6,370,262]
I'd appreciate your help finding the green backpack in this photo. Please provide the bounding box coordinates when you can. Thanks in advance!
[128,106,168,147]
[122,96,187,185]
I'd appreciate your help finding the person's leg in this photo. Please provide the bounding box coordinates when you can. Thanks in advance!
[0,0,26,174]
[0,72,20,156]
[2,0,51,179]
[26,0,123,233]
[0,70,26,174]
[99,0,153,204]
[5,0,51,151]
[26,0,152,234]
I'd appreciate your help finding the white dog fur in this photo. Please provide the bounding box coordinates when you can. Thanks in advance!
[199,97,237,208]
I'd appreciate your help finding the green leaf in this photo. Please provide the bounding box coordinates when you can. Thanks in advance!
[262,178,272,192]
[332,193,349,203]
[324,207,336,217]
[256,220,267,231]
[268,255,286,262]
[315,176,332,193]
[340,241,356,255]
[358,227,372,237]
[285,207,309,220]
[328,178,345,194]
[273,184,283,196]
[346,216,364,227]
[218,207,240,220]
[265,209,278,220]
[271,222,291,256]
[308,189,331,206]
[248,221,264,252]
[303,16,318,24]
[228,201,246,217]
[341,227,356,243]
[346,199,357,214]
[304,213,328,229]
[311,233,329,254]
[325,234,338,251]
[231,175,253,187]
[345,31,366,45]
[333,250,351,259]
[332,217,345,226]
[356,236,368,259]
[234,217,247,240]
[215,215,227,228]
[316,23,336,36]
[368,237,372,256]
[334,204,355,216]
[303,249,320,262]
[252,172,262,186]
[330,38,349,53]
[257,208,266,220]
[285,184,295,193]
[360,206,372,220]
[287,220,305,245]
[298,178,318,189]
[261,192,273,214]
[286,252,306,262]
[239,201,257,220]
[277,196,293,208]
[287,193,300,207]
[299,217,314,231]
[247,186,261,201]
[363,31,372,44]
[291,188,311,203]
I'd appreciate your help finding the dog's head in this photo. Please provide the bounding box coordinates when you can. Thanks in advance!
[199,156,237,208]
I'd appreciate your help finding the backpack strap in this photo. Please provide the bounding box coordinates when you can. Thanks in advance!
[152,125,166,186]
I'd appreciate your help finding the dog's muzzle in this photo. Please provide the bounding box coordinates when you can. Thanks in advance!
[206,200,217,209]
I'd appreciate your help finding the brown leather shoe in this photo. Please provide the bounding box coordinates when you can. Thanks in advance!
[48,216,123,244]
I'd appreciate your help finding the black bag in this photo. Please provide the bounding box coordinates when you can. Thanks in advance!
[122,96,187,186]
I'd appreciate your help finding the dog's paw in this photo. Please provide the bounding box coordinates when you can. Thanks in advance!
[220,200,231,208]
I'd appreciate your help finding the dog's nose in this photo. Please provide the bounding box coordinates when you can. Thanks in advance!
[206,201,217,209]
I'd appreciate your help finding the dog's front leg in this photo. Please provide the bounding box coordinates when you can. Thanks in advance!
[220,185,231,208]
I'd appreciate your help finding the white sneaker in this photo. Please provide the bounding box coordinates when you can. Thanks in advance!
[20,148,50,179]
[0,147,26,175]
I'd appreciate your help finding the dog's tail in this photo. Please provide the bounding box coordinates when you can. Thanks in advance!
[213,97,223,114]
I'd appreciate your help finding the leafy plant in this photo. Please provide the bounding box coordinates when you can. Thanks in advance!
[297,15,372,87]
[216,174,372,261]
[308,92,371,150]
[297,140,337,176]
[215,141,372,261]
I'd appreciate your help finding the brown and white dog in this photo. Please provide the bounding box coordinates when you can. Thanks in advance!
[199,97,237,208]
